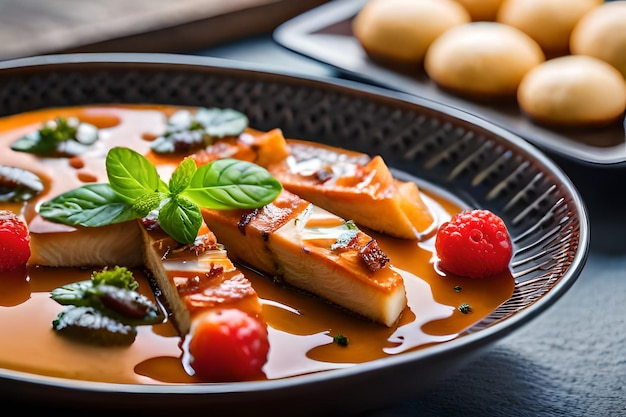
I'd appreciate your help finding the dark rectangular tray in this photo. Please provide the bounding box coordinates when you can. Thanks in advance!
[274,0,626,167]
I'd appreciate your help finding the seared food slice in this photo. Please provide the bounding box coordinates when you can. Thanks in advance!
[139,216,262,335]
[275,141,436,240]
[193,128,436,240]
[202,190,407,327]
[28,218,144,267]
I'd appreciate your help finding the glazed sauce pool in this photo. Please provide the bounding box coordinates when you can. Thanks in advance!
[0,105,515,384]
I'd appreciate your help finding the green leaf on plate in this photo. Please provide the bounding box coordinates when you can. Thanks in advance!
[106,147,168,202]
[151,108,248,154]
[38,183,137,227]
[10,117,98,156]
[195,107,248,138]
[169,157,196,194]
[183,158,282,209]
[158,195,203,245]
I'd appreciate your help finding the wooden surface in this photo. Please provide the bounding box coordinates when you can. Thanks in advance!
[0,0,329,61]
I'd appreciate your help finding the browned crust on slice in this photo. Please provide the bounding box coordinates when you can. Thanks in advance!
[193,129,436,240]
[203,190,407,327]
[138,218,262,335]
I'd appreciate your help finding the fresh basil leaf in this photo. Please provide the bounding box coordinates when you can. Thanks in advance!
[183,158,282,209]
[158,196,203,244]
[194,108,248,137]
[105,147,168,203]
[169,157,196,195]
[38,183,137,227]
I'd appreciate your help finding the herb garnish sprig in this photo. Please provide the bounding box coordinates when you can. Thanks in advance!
[39,147,282,244]
[51,266,163,346]
[11,116,98,156]
[151,108,248,154]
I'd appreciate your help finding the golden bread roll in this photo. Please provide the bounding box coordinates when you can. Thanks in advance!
[570,1,626,80]
[497,0,601,58]
[423,22,545,100]
[452,0,505,21]
[352,0,471,69]
[517,55,626,128]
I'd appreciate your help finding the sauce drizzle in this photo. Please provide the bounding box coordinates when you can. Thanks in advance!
[0,105,515,384]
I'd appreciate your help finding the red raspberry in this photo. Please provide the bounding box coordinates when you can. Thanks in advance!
[0,210,31,272]
[185,308,269,382]
[435,209,512,279]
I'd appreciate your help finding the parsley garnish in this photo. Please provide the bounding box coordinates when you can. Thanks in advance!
[333,334,349,346]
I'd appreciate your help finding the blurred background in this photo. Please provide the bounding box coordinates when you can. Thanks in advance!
[0,0,329,61]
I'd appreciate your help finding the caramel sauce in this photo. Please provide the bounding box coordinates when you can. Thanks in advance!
[0,105,515,384]
[67,156,85,169]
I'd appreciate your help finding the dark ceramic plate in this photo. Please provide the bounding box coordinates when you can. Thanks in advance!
[274,0,626,167]
[0,53,588,416]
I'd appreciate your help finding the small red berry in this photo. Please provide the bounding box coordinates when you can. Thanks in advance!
[435,209,512,279]
[0,210,31,272]
[185,308,270,382]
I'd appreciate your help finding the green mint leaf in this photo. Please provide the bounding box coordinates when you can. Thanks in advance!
[38,183,137,227]
[169,157,196,195]
[158,195,203,244]
[106,147,168,203]
[183,158,282,209]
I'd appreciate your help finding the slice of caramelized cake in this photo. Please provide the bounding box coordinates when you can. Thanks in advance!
[193,128,436,240]
[28,218,144,268]
[138,215,263,335]
[202,189,408,327]
[26,207,263,338]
